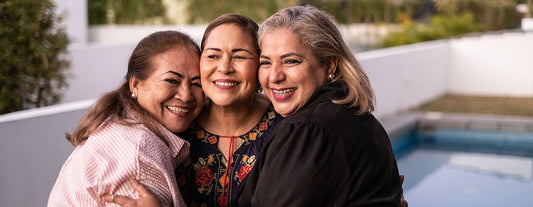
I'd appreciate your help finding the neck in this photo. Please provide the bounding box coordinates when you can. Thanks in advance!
[197,94,269,136]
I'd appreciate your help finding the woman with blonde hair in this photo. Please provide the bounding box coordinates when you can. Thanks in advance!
[238,5,402,206]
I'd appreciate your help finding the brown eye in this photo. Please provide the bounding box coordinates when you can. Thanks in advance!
[259,60,271,66]
[192,82,202,88]
[165,79,179,84]
[284,59,300,64]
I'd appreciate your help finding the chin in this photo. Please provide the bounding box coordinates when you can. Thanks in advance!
[166,121,190,133]
[169,126,188,133]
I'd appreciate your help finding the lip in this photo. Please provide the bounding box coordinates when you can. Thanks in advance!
[166,105,191,117]
[213,79,239,90]
[271,87,296,101]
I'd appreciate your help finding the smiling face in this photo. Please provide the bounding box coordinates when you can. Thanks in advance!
[259,28,334,117]
[130,46,204,133]
[200,23,259,107]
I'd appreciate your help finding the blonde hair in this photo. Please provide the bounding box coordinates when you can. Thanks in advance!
[66,31,200,146]
[258,5,375,114]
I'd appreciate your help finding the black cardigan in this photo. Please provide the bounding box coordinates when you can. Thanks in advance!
[239,82,402,206]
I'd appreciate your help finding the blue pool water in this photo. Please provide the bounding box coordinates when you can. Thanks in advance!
[393,128,533,207]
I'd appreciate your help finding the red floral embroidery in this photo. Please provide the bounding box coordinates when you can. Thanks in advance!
[217,192,228,206]
[259,122,267,131]
[208,136,217,144]
[238,164,253,181]
[195,167,214,187]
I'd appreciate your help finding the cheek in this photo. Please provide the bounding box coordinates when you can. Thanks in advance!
[194,90,205,103]
[245,64,259,79]
[192,89,205,105]
[200,61,213,78]
[245,71,258,85]
[148,85,174,104]
[138,86,155,104]
[137,94,158,115]
[258,69,268,86]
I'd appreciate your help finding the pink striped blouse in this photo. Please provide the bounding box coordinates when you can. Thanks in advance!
[48,118,189,207]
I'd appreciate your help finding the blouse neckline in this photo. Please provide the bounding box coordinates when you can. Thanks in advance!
[189,104,278,147]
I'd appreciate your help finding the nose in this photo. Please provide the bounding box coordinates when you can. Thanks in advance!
[216,56,235,74]
[175,84,194,102]
[268,64,285,83]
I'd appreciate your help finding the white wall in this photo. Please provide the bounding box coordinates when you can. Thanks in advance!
[523,18,533,31]
[0,101,92,206]
[53,0,88,44]
[88,25,207,44]
[358,40,450,118]
[448,32,533,97]
[63,43,135,102]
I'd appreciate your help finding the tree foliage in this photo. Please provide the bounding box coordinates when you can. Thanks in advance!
[383,0,522,47]
[436,0,520,30]
[0,0,69,114]
[88,0,167,24]
[185,0,281,24]
[383,13,485,47]
[184,0,433,24]
[87,0,524,29]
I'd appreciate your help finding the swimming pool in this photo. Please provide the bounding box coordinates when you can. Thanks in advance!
[389,113,533,207]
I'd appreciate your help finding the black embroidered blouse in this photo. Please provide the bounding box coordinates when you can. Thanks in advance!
[176,105,283,207]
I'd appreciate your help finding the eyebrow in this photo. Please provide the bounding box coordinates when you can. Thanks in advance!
[204,48,221,52]
[204,47,254,55]
[260,53,303,59]
[232,48,253,55]
[281,53,303,59]
[167,71,183,77]
[167,71,200,81]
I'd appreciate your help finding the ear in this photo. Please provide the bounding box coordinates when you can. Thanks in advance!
[327,57,338,75]
[129,76,140,95]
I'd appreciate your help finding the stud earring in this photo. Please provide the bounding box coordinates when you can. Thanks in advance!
[131,93,137,99]
[327,73,335,81]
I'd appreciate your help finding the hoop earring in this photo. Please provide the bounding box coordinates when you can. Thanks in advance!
[327,73,335,81]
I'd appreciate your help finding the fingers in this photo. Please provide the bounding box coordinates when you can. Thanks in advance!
[101,194,133,206]
[399,175,408,207]
[131,180,151,198]
[401,196,409,207]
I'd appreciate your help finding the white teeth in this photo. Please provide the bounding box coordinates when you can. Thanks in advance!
[167,106,190,113]
[273,88,295,96]
[214,81,237,86]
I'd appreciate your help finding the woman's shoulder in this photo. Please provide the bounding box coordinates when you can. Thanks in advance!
[280,101,382,137]
[83,121,152,155]
[92,121,146,139]
[282,99,340,124]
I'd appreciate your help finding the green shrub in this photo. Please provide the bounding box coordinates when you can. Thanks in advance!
[437,0,519,30]
[383,13,485,47]
[88,0,167,24]
[0,0,69,114]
